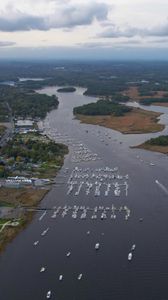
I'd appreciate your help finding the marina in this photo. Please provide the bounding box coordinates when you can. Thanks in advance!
[49,205,131,221]
[67,167,129,197]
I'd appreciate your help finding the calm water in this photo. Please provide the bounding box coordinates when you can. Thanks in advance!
[0,87,168,300]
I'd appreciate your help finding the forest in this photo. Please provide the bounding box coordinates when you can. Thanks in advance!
[0,85,59,119]
[73,99,132,116]
[0,133,68,178]
[145,135,168,146]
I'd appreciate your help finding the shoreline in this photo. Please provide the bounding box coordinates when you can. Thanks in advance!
[0,188,49,253]
[132,143,168,155]
[0,133,68,253]
[124,86,168,108]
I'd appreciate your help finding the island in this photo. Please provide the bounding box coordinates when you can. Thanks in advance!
[57,87,76,93]
[134,135,168,154]
[73,99,164,134]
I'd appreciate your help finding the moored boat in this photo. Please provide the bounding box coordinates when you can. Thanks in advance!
[128,252,132,261]
[95,243,100,250]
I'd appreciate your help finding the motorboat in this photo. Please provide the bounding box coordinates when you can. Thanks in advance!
[40,267,46,272]
[131,244,136,251]
[59,275,63,281]
[46,290,51,299]
[128,253,132,261]
[95,243,100,250]
[41,227,49,236]
[78,273,83,280]
[33,240,39,246]
[66,252,71,257]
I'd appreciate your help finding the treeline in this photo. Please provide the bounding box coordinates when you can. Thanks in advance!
[73,100,132,117]
[3,61,168,100]
[111,94,130,103]
[0,86,59,119]
[140,97,168,105]
[57,87,76,93]
[146,135,168,146]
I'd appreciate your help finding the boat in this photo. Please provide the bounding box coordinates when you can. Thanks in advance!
[66,252,71,257]
[33,240,39,246]
[131,244,136,251]
[46,291,51,299]
[78,273,83,280]
[40,267,46,272]
[41,227,49,236]
[59,275,63,281]
[128,252,132,261]
[95,243,100,250]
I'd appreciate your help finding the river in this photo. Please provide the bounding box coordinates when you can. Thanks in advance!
[0,87,168,300]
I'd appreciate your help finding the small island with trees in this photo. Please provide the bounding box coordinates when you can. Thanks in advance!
[57,87,76,93]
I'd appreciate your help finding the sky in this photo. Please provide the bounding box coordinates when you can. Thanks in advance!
[0,0,168,60]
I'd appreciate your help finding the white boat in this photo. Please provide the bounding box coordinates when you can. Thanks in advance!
[59,275,63,281]
[41,227,49,236]
[95,243,100,250]
[78,273,83,280]
[131,244,136,251]
[128,252,132,261]
[33,240,39,246]
[40,267,46,272]
[66,252,71,257]
[46,290,51,299]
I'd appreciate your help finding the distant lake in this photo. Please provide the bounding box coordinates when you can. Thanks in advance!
[19,78,45,82]
[0,81,15,86]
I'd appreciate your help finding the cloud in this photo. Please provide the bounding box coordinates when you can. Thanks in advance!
[78,39,143,49]
[98,25,139,38]
[77,41,114,48]
[0,2,109,32]
[0,41,16,47]
[99,21,168,39]
[149,38,168,43]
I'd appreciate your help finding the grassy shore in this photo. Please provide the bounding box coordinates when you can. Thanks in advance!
[76,108,164,134]
[134,135,168,154]
[134,143,168,154]
[0,188,48,253]
[124,86,168,107]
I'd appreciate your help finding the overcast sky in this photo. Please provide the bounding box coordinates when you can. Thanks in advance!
[0,0,168,60]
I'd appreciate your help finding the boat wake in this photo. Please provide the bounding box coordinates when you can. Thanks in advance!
[155,180,168,195]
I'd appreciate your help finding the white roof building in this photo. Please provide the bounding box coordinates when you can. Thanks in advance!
[16,120,34,127]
